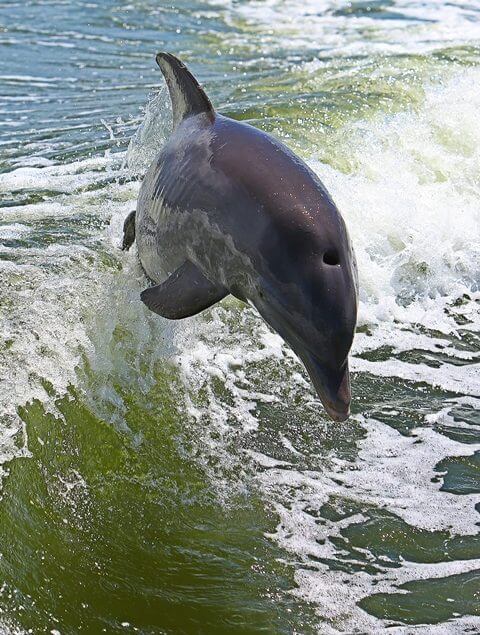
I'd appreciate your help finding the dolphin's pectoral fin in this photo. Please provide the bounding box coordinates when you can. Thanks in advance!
[122,210,136,251]
[140,261,228,319]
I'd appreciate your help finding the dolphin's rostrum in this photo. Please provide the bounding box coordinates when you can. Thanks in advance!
[128,53,358,421]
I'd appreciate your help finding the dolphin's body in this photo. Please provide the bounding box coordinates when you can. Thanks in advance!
[127,53,358,421]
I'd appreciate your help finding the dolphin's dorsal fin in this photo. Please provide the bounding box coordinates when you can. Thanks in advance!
[156,52,215,129]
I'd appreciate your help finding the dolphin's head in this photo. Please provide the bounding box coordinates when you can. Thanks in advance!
[248,217,358,422]
[208,113,358,419]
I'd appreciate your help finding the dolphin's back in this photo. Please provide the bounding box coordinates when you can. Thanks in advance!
[211,115,347,243]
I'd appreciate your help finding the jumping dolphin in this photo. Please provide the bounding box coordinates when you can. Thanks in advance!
[124,53,358,421]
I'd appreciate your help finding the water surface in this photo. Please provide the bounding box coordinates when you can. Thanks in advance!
[0,0,479,632]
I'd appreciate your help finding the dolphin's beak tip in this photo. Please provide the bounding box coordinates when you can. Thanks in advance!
[325,405,350,422]
[296,349,352,423]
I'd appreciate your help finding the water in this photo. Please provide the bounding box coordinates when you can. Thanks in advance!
[0,0,479,632]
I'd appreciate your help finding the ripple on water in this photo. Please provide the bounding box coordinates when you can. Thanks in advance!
[0,0,479,632]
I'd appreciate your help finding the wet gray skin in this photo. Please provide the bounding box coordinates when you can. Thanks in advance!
[133,53,358,422]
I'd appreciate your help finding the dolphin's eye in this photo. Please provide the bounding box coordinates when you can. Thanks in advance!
[323,250,340,266]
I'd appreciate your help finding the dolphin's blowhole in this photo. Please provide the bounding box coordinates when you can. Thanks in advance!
[323,250,340,266]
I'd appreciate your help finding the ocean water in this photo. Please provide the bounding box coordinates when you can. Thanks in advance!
[0,0,479,632]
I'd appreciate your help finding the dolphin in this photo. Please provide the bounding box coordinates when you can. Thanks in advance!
[124,53,358,421]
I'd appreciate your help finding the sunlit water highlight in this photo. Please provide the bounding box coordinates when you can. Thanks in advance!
[0,0,479,633]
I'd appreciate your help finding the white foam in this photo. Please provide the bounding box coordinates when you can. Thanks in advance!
[337,415,479,533]
[0,223,30,240]
[228,0,480,57]
[249,409,480,631]
[0,152,142,473]
[0,155,114,194]
[312,70,480,330]
[353,357,480,397]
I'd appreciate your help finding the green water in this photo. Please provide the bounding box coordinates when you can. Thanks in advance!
[1,389,307,633]
[0,0,479,633]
